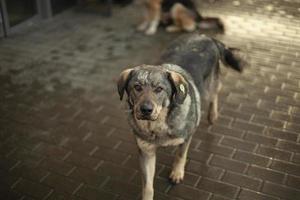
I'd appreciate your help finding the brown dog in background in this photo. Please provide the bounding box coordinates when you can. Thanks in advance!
[137,0,224,35]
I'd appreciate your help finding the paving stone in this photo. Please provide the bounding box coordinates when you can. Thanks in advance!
[39,158,74,176]
[196,142,234,157]
[247,165,285,184]
[13,178,52,199]
[186,160,223,180]
[256,145,293,161]
[270,160,300,177]
[65,152,100,170]
[197,178,239,199]
[238,188,279,200]
[103,179,141,199]
[210,124,244,138]
[42,173,81,195]
[222,171,262,191]
[233,150,270,167]
[220,137,256,152]
[209,195,231,200]
[97,161,137,181]
[68,167,107,188]
[76,185,117,200]
[265,128,298,142]
[262,181,300,200]
[245,132,278,146]
[277,140,300,153]
[210,155,248,173]
[220,108,252,121]
[232,120,265,134]
[168,184,210,200]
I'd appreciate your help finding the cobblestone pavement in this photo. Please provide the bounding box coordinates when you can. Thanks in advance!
[1,0,300,200]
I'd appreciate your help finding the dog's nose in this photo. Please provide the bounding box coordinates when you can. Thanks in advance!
[140,102,154,115]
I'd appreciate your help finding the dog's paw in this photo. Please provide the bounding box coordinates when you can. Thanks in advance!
[166,25,181,33]
[137,23,148,32]
[145,28,156,35]
[142,188,154,200]
[169,168,184,184]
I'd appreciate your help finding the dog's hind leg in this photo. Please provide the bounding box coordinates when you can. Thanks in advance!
[137,138,157,200]
[169,137,192,184]
[208,81,222,124]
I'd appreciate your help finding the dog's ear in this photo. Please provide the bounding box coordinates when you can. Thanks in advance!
[168,71,188,104]
[117,68,134,100]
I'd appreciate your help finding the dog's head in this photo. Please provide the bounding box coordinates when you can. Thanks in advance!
[117,65,188,121]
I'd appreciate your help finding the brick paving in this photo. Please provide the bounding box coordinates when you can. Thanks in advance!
[0,0,300,199]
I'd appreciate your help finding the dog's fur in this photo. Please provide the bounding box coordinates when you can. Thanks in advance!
[137,0,224,35]
[117,34,245,200]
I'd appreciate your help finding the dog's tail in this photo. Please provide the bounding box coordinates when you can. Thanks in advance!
[212,39,247,72]
[197,17,225,33]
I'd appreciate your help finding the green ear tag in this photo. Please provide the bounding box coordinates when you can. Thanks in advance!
[179,84,185,93]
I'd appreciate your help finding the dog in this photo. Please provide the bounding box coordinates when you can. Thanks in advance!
[137,0,224,35]
[117,34,246,200]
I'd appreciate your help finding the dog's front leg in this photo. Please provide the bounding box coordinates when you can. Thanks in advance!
[137,138,157,200]
[169,136,192,184]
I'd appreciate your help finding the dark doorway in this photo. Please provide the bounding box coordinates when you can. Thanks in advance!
[0,0,39,36]
[0,0,77,38]
[51,0,76,15]
[5,0,37,27]
[0,3,5,37]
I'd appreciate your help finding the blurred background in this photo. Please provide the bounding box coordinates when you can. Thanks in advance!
[0,0,299,200]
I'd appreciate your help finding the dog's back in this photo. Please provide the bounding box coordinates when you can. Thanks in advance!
[160,34,245,93]
[160,34,219,93]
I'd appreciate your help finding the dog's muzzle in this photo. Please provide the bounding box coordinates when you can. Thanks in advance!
[136,101,157,120]
[134,100,158,121]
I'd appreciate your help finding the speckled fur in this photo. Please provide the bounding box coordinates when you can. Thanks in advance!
[117,34,245,200]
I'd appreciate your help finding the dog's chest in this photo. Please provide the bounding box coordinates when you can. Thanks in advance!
[136,119,169,137]
[134,119,185,146]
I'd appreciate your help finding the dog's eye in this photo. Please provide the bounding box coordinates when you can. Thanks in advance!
[154,87,163,93]
[134,85,143,92]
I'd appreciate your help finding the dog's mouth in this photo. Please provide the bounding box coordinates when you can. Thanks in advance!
[135,113,158,121]
[133,109,159,121]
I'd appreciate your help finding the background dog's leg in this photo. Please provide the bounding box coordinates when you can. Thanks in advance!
[181,16,196,32]
[169,137,192,184]
[145,0,161,35]
[137,139,156,200]
[137,7,150,31]
[138,19,149,32]
[170,3,196,33]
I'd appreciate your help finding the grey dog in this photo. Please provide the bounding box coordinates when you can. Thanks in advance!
[117,34,245,200]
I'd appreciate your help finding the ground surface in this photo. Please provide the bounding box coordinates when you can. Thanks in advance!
[0,0,300,200]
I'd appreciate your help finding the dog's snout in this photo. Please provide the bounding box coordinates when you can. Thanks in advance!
[140,102,154,115]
